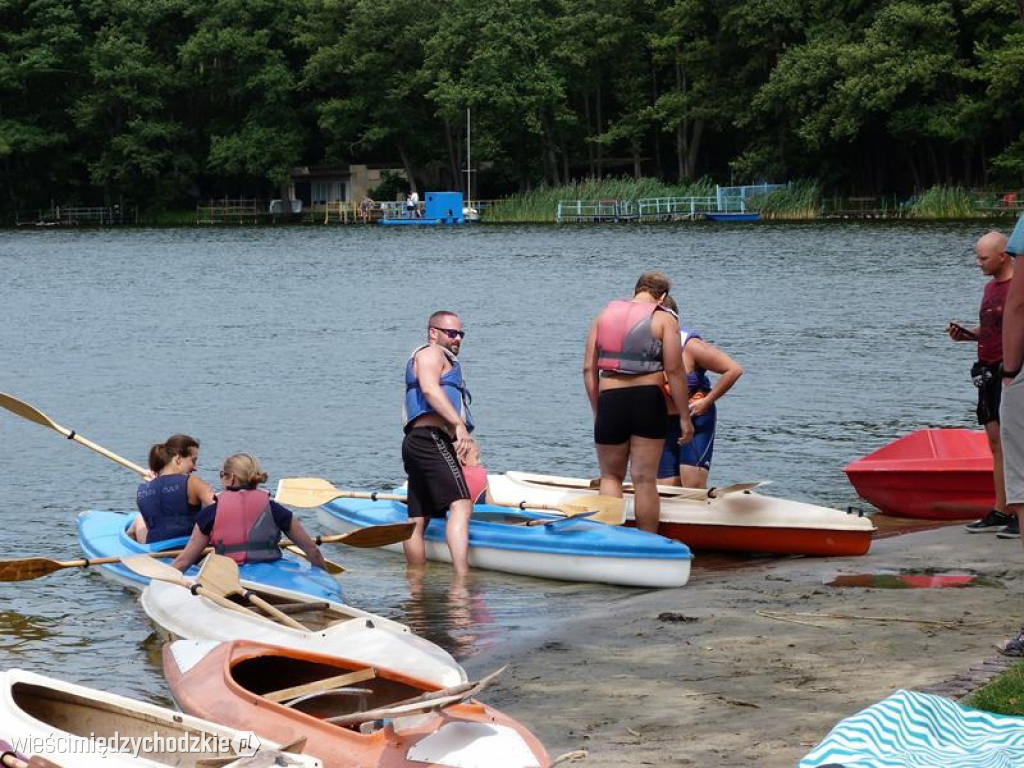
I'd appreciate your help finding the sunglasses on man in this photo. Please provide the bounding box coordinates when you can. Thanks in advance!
[431,326,466,340]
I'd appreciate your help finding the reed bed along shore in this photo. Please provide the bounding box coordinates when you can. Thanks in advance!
[481,178,1022,224]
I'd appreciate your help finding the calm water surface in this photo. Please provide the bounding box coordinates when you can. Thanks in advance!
[0,220,991,704]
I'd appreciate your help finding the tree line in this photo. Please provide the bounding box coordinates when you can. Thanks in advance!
[2,0,1022,219]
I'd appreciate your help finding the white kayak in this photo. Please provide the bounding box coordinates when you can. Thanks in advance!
[139,579,466,687]
[489,471,876,557]
[0,667,320,767]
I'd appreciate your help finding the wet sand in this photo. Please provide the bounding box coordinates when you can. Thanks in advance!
[464,524,1024,766]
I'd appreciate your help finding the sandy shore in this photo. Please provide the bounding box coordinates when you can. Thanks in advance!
[464,524,1024,767]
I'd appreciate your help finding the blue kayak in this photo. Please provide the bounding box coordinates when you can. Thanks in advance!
[76,510,343,601]
[318,499,692,588]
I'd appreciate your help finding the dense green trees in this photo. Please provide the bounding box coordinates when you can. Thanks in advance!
[0,0,1021,218]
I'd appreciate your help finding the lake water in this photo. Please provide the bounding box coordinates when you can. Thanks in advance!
[0,220,993,704]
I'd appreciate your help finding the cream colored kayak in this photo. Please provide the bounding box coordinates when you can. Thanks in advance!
[0,668,319,766]
[139,579,466,687]
[489,471,875,557]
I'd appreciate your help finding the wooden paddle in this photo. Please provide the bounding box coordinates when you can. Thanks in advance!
[0,391,148,475]
[325,665,505,726]
[121,555,274,623]
[276,478,626,525]
[197,554,310,631]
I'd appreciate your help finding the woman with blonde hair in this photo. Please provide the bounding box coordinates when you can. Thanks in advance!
[130,434,215,543]
[172,453,327,572]
[583,271,694,532]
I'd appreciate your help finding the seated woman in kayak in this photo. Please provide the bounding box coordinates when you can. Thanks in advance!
[130,434,216,544]
[658,295,744,489]
[171,452,328,572]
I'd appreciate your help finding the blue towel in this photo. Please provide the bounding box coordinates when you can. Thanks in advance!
[800,690,1024,767]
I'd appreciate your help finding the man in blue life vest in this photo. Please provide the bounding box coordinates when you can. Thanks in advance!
[402,311,474,575]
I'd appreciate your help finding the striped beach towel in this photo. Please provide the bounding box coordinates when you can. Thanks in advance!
[799,690,1024,767]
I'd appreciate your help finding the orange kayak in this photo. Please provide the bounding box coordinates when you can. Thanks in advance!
[164,639,549,768]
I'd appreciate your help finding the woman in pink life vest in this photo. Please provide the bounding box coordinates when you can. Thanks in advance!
[171,452,327,572]
[583,271,693,532]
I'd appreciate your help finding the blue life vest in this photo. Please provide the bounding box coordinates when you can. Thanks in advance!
[681,328,712,394]
[404,345,474,432]
[137,474,199,543]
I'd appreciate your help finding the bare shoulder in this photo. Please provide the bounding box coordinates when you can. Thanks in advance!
[654,307,680,335]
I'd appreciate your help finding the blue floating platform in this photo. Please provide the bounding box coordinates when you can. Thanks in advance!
[706,212,759,222]
[380,191,466,226]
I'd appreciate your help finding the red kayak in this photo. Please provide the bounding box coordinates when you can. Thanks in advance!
[843,429,995,520]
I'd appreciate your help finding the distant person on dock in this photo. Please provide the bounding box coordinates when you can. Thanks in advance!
[406,190,420,218]
[996,217,1024,656]
[130,434,215,544]
[171,452,327,572]
[403,310,474,574]
[657,295,744,489]
[584,272,693,532]
[359,195,374,222]
[951,232,1015,535]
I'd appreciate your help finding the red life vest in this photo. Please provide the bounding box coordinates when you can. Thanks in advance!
[462,464,488,504]
[210,489,282,564]
[596,299,665,374]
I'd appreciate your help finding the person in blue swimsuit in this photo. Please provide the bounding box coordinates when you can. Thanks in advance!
[130,434,216,543]
[658,296,744,489]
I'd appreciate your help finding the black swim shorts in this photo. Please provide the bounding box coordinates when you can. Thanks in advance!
[401,426,471,518]
[594,385,668,445]
[977,365,1003,425]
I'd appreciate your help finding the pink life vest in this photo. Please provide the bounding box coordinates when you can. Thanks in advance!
[462,464,488,504]
[596,299,665,374]
[210,489,282,564]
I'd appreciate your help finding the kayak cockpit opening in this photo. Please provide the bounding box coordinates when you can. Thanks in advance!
[217,588,362,631]
[232,656,424,724]
[11,681,239,764]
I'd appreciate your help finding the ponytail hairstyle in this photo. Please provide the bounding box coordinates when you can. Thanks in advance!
[221,453,269,488]
[148,434,200,473]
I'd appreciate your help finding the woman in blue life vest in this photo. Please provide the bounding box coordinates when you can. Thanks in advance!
[171,453,327,572]
[130,434,216,544]
[583,271,694,532]
[657,295,744,489]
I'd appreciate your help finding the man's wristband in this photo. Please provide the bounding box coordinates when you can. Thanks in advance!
[1003,365,1021,379]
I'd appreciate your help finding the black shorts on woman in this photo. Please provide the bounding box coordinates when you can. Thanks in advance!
[401,426,471,518]
[594,385,668,444]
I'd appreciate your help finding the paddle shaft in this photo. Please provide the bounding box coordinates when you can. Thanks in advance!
[0,527,376,582]
[0,392,147,476]
[290,486,595,515]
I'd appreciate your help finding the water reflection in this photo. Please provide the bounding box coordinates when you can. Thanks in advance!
[0,610,57,652]
[402,566,501,661]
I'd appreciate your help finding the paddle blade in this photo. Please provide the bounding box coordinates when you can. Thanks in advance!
[558,495,625,525]
[120,555,189,585]
[0,557,66,582]
[275,478,343,508]
[319,522,415,548]
[0,392,61,431]
[196,553,242,597]
[282,544,345,575]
